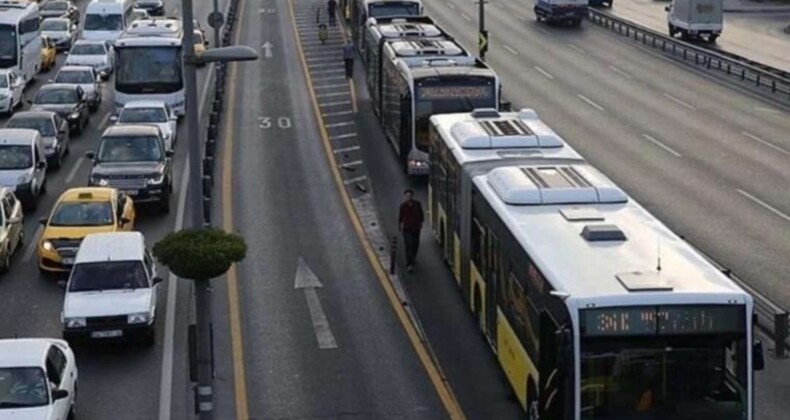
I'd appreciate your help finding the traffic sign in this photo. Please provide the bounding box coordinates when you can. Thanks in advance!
[478,30,489,56]
[208,11,225,29]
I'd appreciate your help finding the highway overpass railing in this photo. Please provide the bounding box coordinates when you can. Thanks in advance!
[681,236,789,359]
[586,9,790,106]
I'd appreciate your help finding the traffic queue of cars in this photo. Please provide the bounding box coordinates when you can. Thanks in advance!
[0,1,185,418]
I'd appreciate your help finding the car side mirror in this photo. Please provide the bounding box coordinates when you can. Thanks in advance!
[665,5,670,11]
[36,161,46,170]
[39,216,48,225]
[169,116,178,121]
[52,388,69,401]
[58,128,67,135]
[153,276,163,285]
[165,150,174,158]
[47,79,53,83]
[85,151,95,159]
[204,39,209,46]
[753,340,765,371]
[99,71,109,80]
[120,217,131,225]
[7,216,21,224]
[109,115,118,122]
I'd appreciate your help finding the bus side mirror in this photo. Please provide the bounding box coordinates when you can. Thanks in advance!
[499,100,512,112]
[753,341,765,371]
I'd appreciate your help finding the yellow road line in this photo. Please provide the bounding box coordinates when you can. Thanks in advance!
[222,0,250,417]
[288,2,466,419]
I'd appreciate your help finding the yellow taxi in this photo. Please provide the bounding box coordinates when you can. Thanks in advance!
[194,30,207,64]
[40,36,57,72]
[37,187,136,274]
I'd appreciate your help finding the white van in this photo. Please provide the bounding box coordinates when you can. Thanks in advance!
[0,128,47,209]
[82,0,135,44]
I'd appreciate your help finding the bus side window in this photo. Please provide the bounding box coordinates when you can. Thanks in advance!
[471,217,486,274]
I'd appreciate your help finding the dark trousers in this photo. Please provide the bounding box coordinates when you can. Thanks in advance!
[328,10,336,26]
[403,230,421,267]
[344,58,354,78]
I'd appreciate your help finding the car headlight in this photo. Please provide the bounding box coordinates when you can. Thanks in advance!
[172,100,185,108]
[42,240,54,251]
[0,93,8,100]
[128,313,151,325]
[97,178,109,187]
[68,112,80,119]
[16,174,31,184]
[147,173,165,185]
[64,317,86,329]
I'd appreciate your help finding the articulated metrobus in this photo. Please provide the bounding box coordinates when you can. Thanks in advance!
[114,18,186,115]
[360,16,444,62]
[350,0,423,48]
[378,58,500,175]
[428,111,763,419]
[369,39,469,120]
[0,0,41,84]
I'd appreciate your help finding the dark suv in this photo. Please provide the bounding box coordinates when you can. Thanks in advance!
[86,125,173,213]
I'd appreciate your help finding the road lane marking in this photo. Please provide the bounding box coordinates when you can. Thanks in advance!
[608,65,632,79]
[311,69,346,75]
[339,160,363,167]
[537,27,551,35]
[642,134,682,157]
[662,93,696,110]
[99,111,112,127]
[308,63,345,69]
[742,131,790,156]
[315,83,349,89]
[320,100,351,107]
[294,258,338,349]
[502,44,518,56]
[288,1,466,417]
[22,225,43,263]
[460,12,472,21]
[316,92,350,98]
[534,66,554,80]
[754,106,782,115]
[312,75,347,82]
[567,43,586,54]
[325,121,354,128]
[577,94,605,111]
[330,132,358,139]
[343,175,367,185]
[737,189,790,222]
[64,156,84,184]
[323,110,354,117]
[446,1,456,9]
[334,145,360,153]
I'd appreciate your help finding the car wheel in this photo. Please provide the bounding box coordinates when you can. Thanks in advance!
[67,402,76,420]
[0,246,10,274]
[160,193,171,214]
[53,153,63,170]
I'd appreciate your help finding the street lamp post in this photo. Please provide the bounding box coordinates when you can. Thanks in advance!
[177,0,258,417]
[478,0,488,60]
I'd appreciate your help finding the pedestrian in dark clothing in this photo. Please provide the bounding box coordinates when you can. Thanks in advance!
[342,41,354,79]
[327,0,338,26]
[399,189,424,272]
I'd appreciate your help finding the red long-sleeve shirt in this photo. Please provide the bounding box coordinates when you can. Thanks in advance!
[399,200,424,233]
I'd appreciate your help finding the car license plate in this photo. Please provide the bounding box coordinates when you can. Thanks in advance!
[91,330,123,338]
[62,258,74,265]
[121,189,139,196]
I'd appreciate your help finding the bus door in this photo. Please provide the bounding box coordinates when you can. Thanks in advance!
[537,310,571,420]
[484,230,499,348]
[399,92,412,168]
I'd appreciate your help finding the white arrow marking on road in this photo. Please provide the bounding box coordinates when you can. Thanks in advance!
[261,42,273,58]
[294,258,337,349]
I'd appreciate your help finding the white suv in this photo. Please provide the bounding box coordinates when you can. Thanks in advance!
[61,232,161,345]
[0,338,78,420]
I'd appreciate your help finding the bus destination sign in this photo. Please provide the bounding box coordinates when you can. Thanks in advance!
[417,85,493,100]
[581,305,745,336]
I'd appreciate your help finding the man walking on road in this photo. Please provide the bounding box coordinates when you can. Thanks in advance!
[399,189,424,273]
[343,41,355,79]
[327,0,338,26]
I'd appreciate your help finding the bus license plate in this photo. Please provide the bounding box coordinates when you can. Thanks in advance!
[121,189,139,196]
[62,258,74,265]
[91,330,123,339]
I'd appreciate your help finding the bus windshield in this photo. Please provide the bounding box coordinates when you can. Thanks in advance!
[580,305,748,420]
[414,77,496,152]
[116,47,183,94]
[368,2,421,18]
[0,24,19,69]
[84,14,123,31]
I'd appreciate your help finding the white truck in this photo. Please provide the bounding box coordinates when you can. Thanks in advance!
[534,0,589,27]
[666,0,723,43]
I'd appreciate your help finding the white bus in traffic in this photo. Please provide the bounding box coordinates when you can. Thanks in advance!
[113,18,185,116]
[0,0,41,84]
[83,0,136,44]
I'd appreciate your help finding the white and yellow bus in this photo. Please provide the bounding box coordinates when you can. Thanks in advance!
[0,0,41,84]
[429,109,763,419]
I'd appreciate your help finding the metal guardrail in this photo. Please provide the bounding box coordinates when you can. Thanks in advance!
[586,9,790,105]
[680,236,789,359]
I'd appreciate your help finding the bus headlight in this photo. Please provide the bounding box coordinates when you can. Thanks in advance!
[128,313,151,325]
[64,317,86,329]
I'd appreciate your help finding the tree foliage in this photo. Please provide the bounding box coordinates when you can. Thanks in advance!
[153,228,246,280]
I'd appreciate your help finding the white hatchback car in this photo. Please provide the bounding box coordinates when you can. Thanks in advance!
[112,100,178,150]
[0,338,78,420]
[0,70,24,116]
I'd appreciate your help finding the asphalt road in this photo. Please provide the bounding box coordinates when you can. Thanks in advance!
[0,0,226,418]
[359,0,790,418]
[607,0,790,71]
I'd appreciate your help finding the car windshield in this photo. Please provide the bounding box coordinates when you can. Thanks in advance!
[84,14,123,31]
[97,136,163,162]
[42,20,68,31]
[55,71,93,84]
[71,44,105,55]
[0,145,32,170]
[7,118,56,137]
[69,261,148,292]
[35,88,77,104]
[49,201,113,226]
[0,367,49,409]
[119,108,167,123]
[44,2,68,10]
